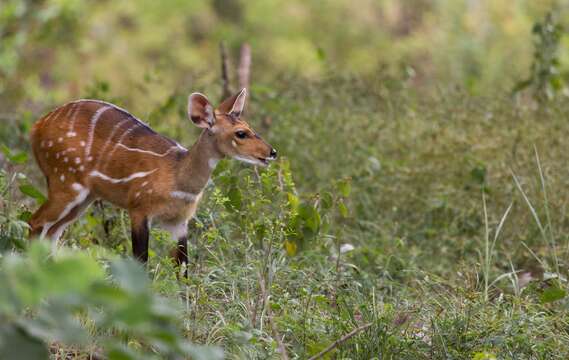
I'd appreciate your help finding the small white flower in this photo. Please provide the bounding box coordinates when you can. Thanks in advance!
[340,243,355,254]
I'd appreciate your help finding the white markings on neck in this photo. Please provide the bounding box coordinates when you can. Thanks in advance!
[135,191,141,199]
[208,158,219,170]
[85,105,112,158]
[89,168,157,184]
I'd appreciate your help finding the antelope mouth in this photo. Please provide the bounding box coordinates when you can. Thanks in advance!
[257,157,269,166]
[234,155,272,167]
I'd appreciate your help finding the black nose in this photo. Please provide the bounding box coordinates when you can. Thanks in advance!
[270,148,277,159]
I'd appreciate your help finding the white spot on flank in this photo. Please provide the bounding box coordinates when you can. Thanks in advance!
[58,137,63,143]
[64,157,68,163]
[80,141,86,147]
[55,153,60,159]
[171,191,199,202]
[147,189,153,194]
[41,141,46,148]
[66,132,77,137]
[68,103,81,134]
[89,169,157,184]
[69,167,75,173]
[75,157,81,164]
[48,141,53,147]
[60,175,65,182]
[85,106,112,158]
[79,165,85,171]
[87,156,93,162]
[54,168,58,173]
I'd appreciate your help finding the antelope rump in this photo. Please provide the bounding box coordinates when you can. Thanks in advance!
[28,89,277,270]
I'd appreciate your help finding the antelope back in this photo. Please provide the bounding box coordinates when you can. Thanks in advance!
[31,100,182,194]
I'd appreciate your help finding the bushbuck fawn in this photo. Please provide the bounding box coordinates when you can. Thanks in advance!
[29,89,276,268]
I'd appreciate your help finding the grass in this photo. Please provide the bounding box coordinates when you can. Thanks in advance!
[2,75,569,358]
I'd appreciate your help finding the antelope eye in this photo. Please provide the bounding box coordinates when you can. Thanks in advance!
[235,131,247,139]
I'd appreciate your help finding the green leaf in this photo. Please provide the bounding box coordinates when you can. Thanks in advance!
[320,192,333,211]
[110,259,149,295]
[540,285,566,303]
[19,184,46,204]
[9,152,28,165]
[337,179,351,197]
[299,203,320,233]
[338,200,349,218]
[0,323,49,360]
[227,186,242,210]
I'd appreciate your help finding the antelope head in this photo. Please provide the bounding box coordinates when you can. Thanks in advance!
[188,88,277,166]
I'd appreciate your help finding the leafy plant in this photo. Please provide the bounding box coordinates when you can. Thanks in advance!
[0,241,223,360]
[514,12,566,103]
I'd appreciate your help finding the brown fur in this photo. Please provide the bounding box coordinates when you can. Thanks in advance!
[28,89,275,266]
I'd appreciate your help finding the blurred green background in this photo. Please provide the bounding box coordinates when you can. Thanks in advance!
[2,0,568,111]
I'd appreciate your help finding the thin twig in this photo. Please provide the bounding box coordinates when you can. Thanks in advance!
[307,322,373,360]
[258,271,289,360]
[219,42,232,99]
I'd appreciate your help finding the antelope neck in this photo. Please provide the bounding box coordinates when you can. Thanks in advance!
[176,130,223,194]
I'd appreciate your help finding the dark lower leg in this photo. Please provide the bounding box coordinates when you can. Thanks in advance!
[175,236,188,278]
[131,216,149,263]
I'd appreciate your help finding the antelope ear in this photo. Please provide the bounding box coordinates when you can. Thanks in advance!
[188,92,214,128]
[217,88,247,118]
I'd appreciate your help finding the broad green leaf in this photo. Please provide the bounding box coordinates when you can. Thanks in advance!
[0,323,49,360]
[9,152,28,164]
[540,285,566,303]
[337,179,351,197]
[284,239,297,256]
[338,200,349,218]
[110,259,149,295]
[320,192,333,211]
[19,184,46,204]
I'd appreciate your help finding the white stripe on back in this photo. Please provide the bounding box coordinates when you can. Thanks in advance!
[85,106,112,158]
[94,117,131,169]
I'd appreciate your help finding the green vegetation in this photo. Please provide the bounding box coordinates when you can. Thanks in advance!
[3,0,569,359]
